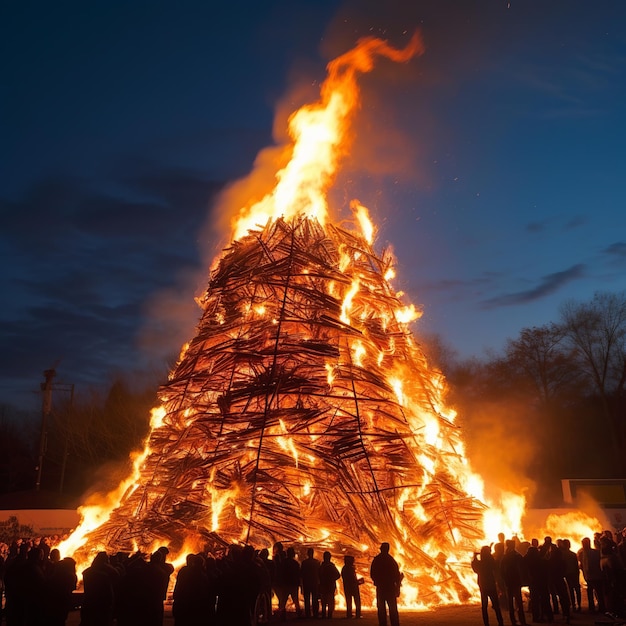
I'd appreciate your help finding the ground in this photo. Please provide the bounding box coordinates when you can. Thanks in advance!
[64,603,612,626]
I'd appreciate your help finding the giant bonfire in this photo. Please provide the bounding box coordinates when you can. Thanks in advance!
[59,34,528,605]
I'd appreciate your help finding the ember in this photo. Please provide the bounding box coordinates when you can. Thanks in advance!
[58,33,526,606]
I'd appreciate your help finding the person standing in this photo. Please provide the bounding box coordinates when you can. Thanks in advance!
[370,542,402,626]
[341,555,363,619]
[300,548,320,619]
[578,536,605,613]
[278,546,301,619]
[500,540,527,626]
[472,546,504,626]
[318,551,340,619]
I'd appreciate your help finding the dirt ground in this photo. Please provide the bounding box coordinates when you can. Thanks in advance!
[65,602,611,626]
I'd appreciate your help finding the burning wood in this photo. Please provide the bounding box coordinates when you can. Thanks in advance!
[68,213,485,602]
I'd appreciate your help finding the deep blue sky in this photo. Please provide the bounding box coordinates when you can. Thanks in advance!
[2,0,626,410]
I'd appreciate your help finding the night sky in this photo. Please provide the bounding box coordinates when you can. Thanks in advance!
[3,1,626,411]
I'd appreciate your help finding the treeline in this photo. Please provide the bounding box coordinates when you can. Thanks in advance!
[424,291,626,507]
[0,375,160,498]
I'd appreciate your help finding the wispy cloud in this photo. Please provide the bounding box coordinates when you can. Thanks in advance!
[525,214,586,235]
[480,264,585,309]
[604,241,626,259]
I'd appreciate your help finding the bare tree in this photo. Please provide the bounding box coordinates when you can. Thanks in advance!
[559,291,626,471]
[502,324,580,407]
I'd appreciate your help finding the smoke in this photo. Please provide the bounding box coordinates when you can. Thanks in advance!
[457,395,537,506]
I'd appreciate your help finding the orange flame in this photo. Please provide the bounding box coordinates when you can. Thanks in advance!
[232,33,424,238]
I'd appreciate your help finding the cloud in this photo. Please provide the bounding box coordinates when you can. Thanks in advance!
[526,219,549,234]
[480,264,585,309]
[526,214,586,235]
[604,241,626,259]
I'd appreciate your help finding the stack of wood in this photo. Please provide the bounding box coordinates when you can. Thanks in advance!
[84,214,485,601]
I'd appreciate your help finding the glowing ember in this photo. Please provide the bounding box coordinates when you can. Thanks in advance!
[58,33,530,606]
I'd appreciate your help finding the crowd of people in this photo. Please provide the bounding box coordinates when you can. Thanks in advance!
[4,528,625,626]
[0,537,78,625]
[471,530,626,626]
[0,537,402,626]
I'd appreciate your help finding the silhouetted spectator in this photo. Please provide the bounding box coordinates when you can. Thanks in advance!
[23,546,46,625]
[472,546,504,626]
[492,539,507,610]
[524,542,552,622]
[255,548,273,624]
[172,553,211,626]
[599,532,624,616]
[561,539,581,612]
[341,554,363,619]
[271,542,286,614]
[81,551,118,626]
[277,546,301,619]
[500,539,526,626]
[540,537,570,624]
[116,550,166,626]
[4,543,30,626]
[149,549,173,624]
[45,555,77,626]
[370,542,402,626]
[319,551,341,619]
[578,536,605,613]
[300,548,320,619]
[215,545,259,626]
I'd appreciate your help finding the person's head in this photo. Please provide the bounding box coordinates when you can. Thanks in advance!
[49,548,61,563]
[544,536,552,546]
[498,532,505,543]
[150,550,165,565]
[286,546,296,559]
[505,539,516,552]
[480,546,492,559]
[380,542,390,554]
[92,551,109,568]
[531,538,539,547]
[344,555,354,565]
[307,548,314,558]
[323,551,331,562]
[562,539,571,550]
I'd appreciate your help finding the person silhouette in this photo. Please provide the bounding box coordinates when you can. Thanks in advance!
[318,551,340,619]
[370,542,402,626]
[472,546,504,626]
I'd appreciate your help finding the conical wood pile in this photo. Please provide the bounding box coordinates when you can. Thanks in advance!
[86,214,484,599]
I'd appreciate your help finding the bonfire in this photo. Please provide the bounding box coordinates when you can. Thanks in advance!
[59,33,529,606]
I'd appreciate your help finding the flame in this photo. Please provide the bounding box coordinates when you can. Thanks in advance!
[539,511,603,551]
[232,33,424,238]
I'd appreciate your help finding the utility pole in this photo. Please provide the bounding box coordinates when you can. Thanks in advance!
[58,383,75,494]
[35,368,55,491]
